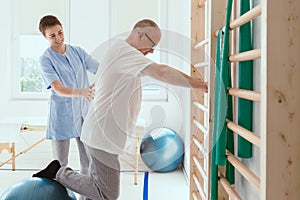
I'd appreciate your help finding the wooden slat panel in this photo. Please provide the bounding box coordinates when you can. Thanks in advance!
[230,5,262,30]
[194,61,210,68]
[227,151,260,190]
[193,155,208,182]
[194,38,209,49]
[214,5,262,37]
[228,88,261,102]
[193,119,208,135]
[229,49,261,62]
[192,173,207,200]
[227,120,261,147]
[190,0,206,199]
[193,101,209,112]
[219,176,242,200]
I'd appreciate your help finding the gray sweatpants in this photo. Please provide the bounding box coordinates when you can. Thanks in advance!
[56,145,120,200]
[51,137,89,175]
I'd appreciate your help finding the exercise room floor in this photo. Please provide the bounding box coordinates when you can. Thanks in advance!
[0,131,188,200]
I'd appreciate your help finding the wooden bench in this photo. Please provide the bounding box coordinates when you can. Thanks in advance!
[0,123,46,170]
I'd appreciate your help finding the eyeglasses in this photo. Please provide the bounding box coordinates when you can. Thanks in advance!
[144,33,156,49]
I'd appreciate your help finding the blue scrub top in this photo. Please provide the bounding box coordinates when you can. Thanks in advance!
[40,44,99,140]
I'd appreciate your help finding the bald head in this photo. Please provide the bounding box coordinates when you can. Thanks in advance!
[127,19,161,55]
[133,19,160,29]
[132,19,161,43]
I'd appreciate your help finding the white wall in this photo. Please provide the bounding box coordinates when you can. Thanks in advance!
[162,0,191,180]
[110,0,160,35]
[69,0,110,52]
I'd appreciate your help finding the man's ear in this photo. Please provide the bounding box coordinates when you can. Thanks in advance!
[137,30,145,39]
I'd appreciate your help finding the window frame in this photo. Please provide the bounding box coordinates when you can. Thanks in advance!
[11,0,70,100]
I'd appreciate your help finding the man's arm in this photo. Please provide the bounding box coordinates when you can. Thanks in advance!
[141,63,208,92]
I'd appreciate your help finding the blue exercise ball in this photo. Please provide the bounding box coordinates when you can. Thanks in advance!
[0,177,76,200]
[140,127,184,172]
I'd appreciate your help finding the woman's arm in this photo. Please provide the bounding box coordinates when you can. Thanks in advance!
[50,80,95,101]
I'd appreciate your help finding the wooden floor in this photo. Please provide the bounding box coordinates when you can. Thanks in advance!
[0,131,188,200]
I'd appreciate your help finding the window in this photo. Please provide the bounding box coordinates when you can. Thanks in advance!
[12,0,69,99]
[19,35,48,93]
[142,51,168,101]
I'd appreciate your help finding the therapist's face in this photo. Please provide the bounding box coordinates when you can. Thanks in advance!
[44,25,65,49]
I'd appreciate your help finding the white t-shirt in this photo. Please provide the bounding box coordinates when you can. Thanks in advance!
[81,39,153,155]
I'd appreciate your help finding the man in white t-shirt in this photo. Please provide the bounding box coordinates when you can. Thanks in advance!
[33,19,207,200]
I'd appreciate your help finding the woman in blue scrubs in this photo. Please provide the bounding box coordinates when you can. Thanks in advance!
[38,15,99,176]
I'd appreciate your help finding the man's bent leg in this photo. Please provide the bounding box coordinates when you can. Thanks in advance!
[56,167,103,200]
[56,146,120,200]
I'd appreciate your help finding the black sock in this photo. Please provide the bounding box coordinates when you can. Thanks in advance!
[32,160,61,179]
